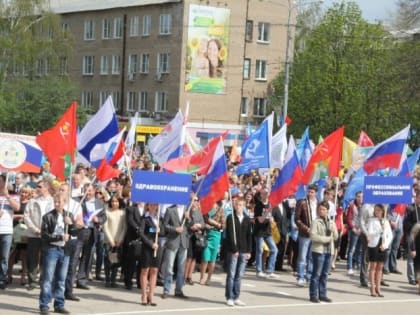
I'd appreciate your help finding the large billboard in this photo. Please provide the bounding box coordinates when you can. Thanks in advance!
[185,4,230,95]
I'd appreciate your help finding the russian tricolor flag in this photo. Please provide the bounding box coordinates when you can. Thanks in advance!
[269,136,302,206]
[195,138,229,215]
[363,125,410,174]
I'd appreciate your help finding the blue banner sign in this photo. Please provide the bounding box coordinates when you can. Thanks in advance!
[131,170,192,205]
[363,176,413,204]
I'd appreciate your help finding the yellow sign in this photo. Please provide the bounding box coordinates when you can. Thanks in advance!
[137,135,146,142]
[136,126,163,134]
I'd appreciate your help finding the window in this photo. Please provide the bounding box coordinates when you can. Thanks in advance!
[142,15,151,36]
[59,57,68,75]
[22,63,29,76]
[83,56,94,75]
[128,54,137,74]
[139,91,148,111]
[100,55,109,75]
[243,59,251,79]
[84,20,95,40]
[253,98,267,117]
[240,97,249,117]
[127,91,137,112]
[62,23,69,33]
[245,20,253,41]
[12,62,19,76]
[155,91,168,112]
[35,59,43,76]
[257,22,270,42]
[159,14,171,35]
[102,18,111,39]
[129,16,139,37]
[47,26,53,40]
[44,58,50,75]
[112,91,121,110]
[255,59,267,80]
[140,53,149,73]
[81,91,93,108]
[113,17,122,38]
[157,53,170,73]
[112,55,121,74]
[99,91,110,106]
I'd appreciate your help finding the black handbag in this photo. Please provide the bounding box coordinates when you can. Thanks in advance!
[194,231,207,249]
[130,239,143,259]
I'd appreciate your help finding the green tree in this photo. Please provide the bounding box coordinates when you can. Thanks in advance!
[271,1,411,143]
[0,0,83,135]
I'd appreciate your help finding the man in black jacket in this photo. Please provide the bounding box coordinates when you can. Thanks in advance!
[403,191,420,285]
[225,198,252,307]
[39,194,75,315]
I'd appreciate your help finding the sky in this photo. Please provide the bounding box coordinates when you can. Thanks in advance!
[322,0,397,23]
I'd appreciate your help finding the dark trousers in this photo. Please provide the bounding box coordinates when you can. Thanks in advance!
[124,242,140,288]
[77,228,95,286]
[65,238,81,296]
[275,237,287,271]
[27,237,42,285]
[359,234,369,285]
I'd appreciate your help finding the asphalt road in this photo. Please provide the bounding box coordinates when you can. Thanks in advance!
[2,260,419,315]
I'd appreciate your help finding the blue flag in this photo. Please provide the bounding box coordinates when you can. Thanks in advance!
[236,114,272,175]
[296,127,313,171]
[343,168,366,208]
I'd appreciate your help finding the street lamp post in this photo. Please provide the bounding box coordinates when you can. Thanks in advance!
[282,0,323,125]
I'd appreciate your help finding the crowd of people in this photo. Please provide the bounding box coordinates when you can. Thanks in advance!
[1,159,420,315]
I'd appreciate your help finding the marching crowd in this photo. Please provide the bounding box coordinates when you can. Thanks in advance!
[1,159,420,315]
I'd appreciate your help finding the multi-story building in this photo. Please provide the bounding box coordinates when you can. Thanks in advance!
[50,0,290,145]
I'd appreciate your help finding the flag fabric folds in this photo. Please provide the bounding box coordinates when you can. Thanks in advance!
[363,125,410,174]
[163,131,228,175]
[236,113,273,175]
[358,130,374,147]
[296,127,313,171]
[302,126,344,185]
[342,137,357,169]
[270,124,287,169]
[0,139,43,173]
[78,96,119,164]
[148,111,185,165]
[36,102,77,180]
[269,136,302,206]
[90,128,125,168]
[195,138,229,215]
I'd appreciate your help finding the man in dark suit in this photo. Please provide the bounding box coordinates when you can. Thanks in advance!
[76,184,106,289]
[273,200,289,271]
[124,202,145,289]
[161,204,189,299]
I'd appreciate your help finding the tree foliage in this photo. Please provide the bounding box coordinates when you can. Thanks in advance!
[0,0,83,135]
[394,0,420,29]
[271,1,420,147]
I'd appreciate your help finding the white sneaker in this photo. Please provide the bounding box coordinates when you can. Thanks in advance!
[226,299,235,306]
[257,272,267,278]
[347,269,354,275]
[267,273,280,279]
[234,299,246,306]
[297,279,305,287]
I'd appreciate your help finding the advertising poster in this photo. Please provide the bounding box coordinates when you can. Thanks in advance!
[185,4,230,94]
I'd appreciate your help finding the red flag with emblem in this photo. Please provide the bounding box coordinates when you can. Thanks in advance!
[36,102,77,180]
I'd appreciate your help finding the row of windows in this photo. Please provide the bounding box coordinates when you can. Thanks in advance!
[246,21,271,43]
[243,59,268,80]
[82,14,172,41]
[80,90,168,113]
[82,53,169,76]
[10,57,68,76]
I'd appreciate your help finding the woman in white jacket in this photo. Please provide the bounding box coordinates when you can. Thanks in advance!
[367,204,393,297]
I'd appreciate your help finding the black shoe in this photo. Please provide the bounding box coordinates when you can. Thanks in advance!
[40,309,50,315]
[54,308,70,314]
[360,282,369,288]
[161,293,169,299]
[319,297,332,303]
[309,297,320,303]
[27,283,37,291]
[390,270,403,275]
[95,275,104,281]
[380,280,390,287]
[383,270,390,275]
[65,294,80,301]
[174,291,188,299]
[111,282,117,288]
[76,283,90,290]
[409,280,417,285]
[0,282,6,289]
[105,282,112,288]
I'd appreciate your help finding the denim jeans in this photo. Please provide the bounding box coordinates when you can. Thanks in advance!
[297,236,312,281]
[255,235,278,274]
[39,246,70,311]
[0,234,12,285]
[385,228,402,272]
[310,252,331,299]
[162,246,187,294]
[406,236,415,282]
[346,230,360,270]
[225,252,248,300]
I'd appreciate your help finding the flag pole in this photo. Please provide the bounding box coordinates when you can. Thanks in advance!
[153,205,161,258]
[181,174,206,227]
[228,188,237,247]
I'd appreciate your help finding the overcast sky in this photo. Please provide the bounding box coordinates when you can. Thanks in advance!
[322,0,397,23]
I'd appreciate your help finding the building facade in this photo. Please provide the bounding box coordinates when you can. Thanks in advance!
[50,0,290,145]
